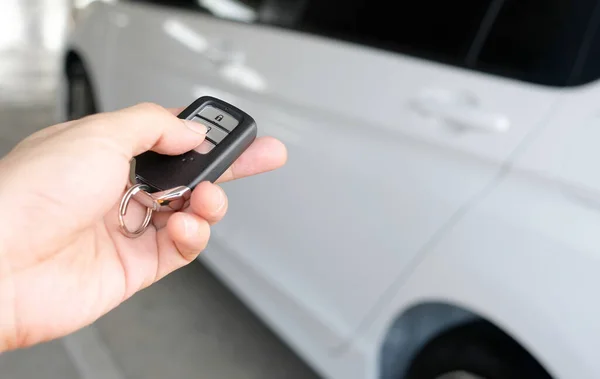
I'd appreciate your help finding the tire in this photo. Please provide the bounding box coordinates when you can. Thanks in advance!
[404,321,552,379]
[66,60,97,121]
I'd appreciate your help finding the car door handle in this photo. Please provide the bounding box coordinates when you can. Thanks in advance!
[412,91,510,133]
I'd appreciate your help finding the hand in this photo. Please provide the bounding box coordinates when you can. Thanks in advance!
[0,103,287,352]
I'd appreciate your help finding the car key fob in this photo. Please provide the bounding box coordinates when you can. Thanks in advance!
[119,96,257,237]
[133,96,257,194]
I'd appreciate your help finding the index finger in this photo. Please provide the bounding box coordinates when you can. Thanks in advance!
[87,102,207,157]
[167,107,186,115]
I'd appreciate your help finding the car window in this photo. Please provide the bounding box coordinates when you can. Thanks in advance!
[284,0,494,66]
[571,9,600,85]
[258,0,600,87]
[256,0,306,27]
[125,0,600,87]
[475,0,600,86]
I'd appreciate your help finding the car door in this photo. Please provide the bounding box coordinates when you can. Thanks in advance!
[100,0,590,355]
[513,14,600,198]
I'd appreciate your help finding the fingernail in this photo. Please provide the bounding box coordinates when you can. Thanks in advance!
[214,185,226,213]
[184,119,208,134]
[182,213,194,238]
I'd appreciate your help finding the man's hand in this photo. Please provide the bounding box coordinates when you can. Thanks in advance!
[0,103,287,352]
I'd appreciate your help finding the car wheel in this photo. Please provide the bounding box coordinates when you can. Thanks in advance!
[405,321,552,379]
[66,60,97,120]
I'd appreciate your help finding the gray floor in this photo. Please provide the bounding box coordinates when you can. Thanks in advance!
[0,1,319,378]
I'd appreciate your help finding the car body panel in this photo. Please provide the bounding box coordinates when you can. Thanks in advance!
[350,165,600,379]
[511,81,600,195]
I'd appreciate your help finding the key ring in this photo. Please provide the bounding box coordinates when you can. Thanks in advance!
[119,183,154,238]
[118,182,192,238]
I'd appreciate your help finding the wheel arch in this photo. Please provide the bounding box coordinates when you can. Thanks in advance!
[64,49,83,73]
[378,301,552,379]
[63,48,95,87]
[56,48,90,122]
[61,48,101,114]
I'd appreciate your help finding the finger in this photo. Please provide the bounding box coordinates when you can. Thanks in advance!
[189,181,228,225]
[167,107,186,116]
[216,136,287,183]
[86,102,208,158]
[151,211,173,230]
[151,182,228,229]
[153,136,286,228]
[154,212,210,281]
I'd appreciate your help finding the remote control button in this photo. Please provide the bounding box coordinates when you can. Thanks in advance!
[198,106,239,131]
[194,140,215,154]
[206,125,228,144]
[193,116,228,144]
[190,117,213,134]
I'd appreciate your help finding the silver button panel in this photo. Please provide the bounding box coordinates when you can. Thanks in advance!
[206,124,228,144]
[198,105,239,131]
[193,116,228,144]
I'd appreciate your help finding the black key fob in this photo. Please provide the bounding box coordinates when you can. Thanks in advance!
[132,96,257,202]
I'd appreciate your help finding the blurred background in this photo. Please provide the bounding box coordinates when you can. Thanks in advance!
[0,2,318,378]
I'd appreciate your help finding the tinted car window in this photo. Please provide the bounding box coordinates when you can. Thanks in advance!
[572,11,600,85]
[292,1,493,65]
[125,0,600,87]
[261,0,600,87]
[476,0,599,86]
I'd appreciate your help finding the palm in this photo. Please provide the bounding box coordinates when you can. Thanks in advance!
[5,147,169,346]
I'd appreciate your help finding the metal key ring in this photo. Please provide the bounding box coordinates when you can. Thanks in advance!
[119,183,154,238]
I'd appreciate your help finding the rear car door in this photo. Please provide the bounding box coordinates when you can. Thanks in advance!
[100,0,590,354]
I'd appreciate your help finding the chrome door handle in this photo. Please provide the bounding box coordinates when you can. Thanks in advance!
[412,91,510,133]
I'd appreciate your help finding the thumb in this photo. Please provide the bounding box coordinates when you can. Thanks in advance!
[88,102,208,158]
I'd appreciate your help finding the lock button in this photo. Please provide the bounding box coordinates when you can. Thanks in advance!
[197,105,239,132]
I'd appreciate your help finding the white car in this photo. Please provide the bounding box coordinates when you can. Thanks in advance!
[58,1,600,378]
